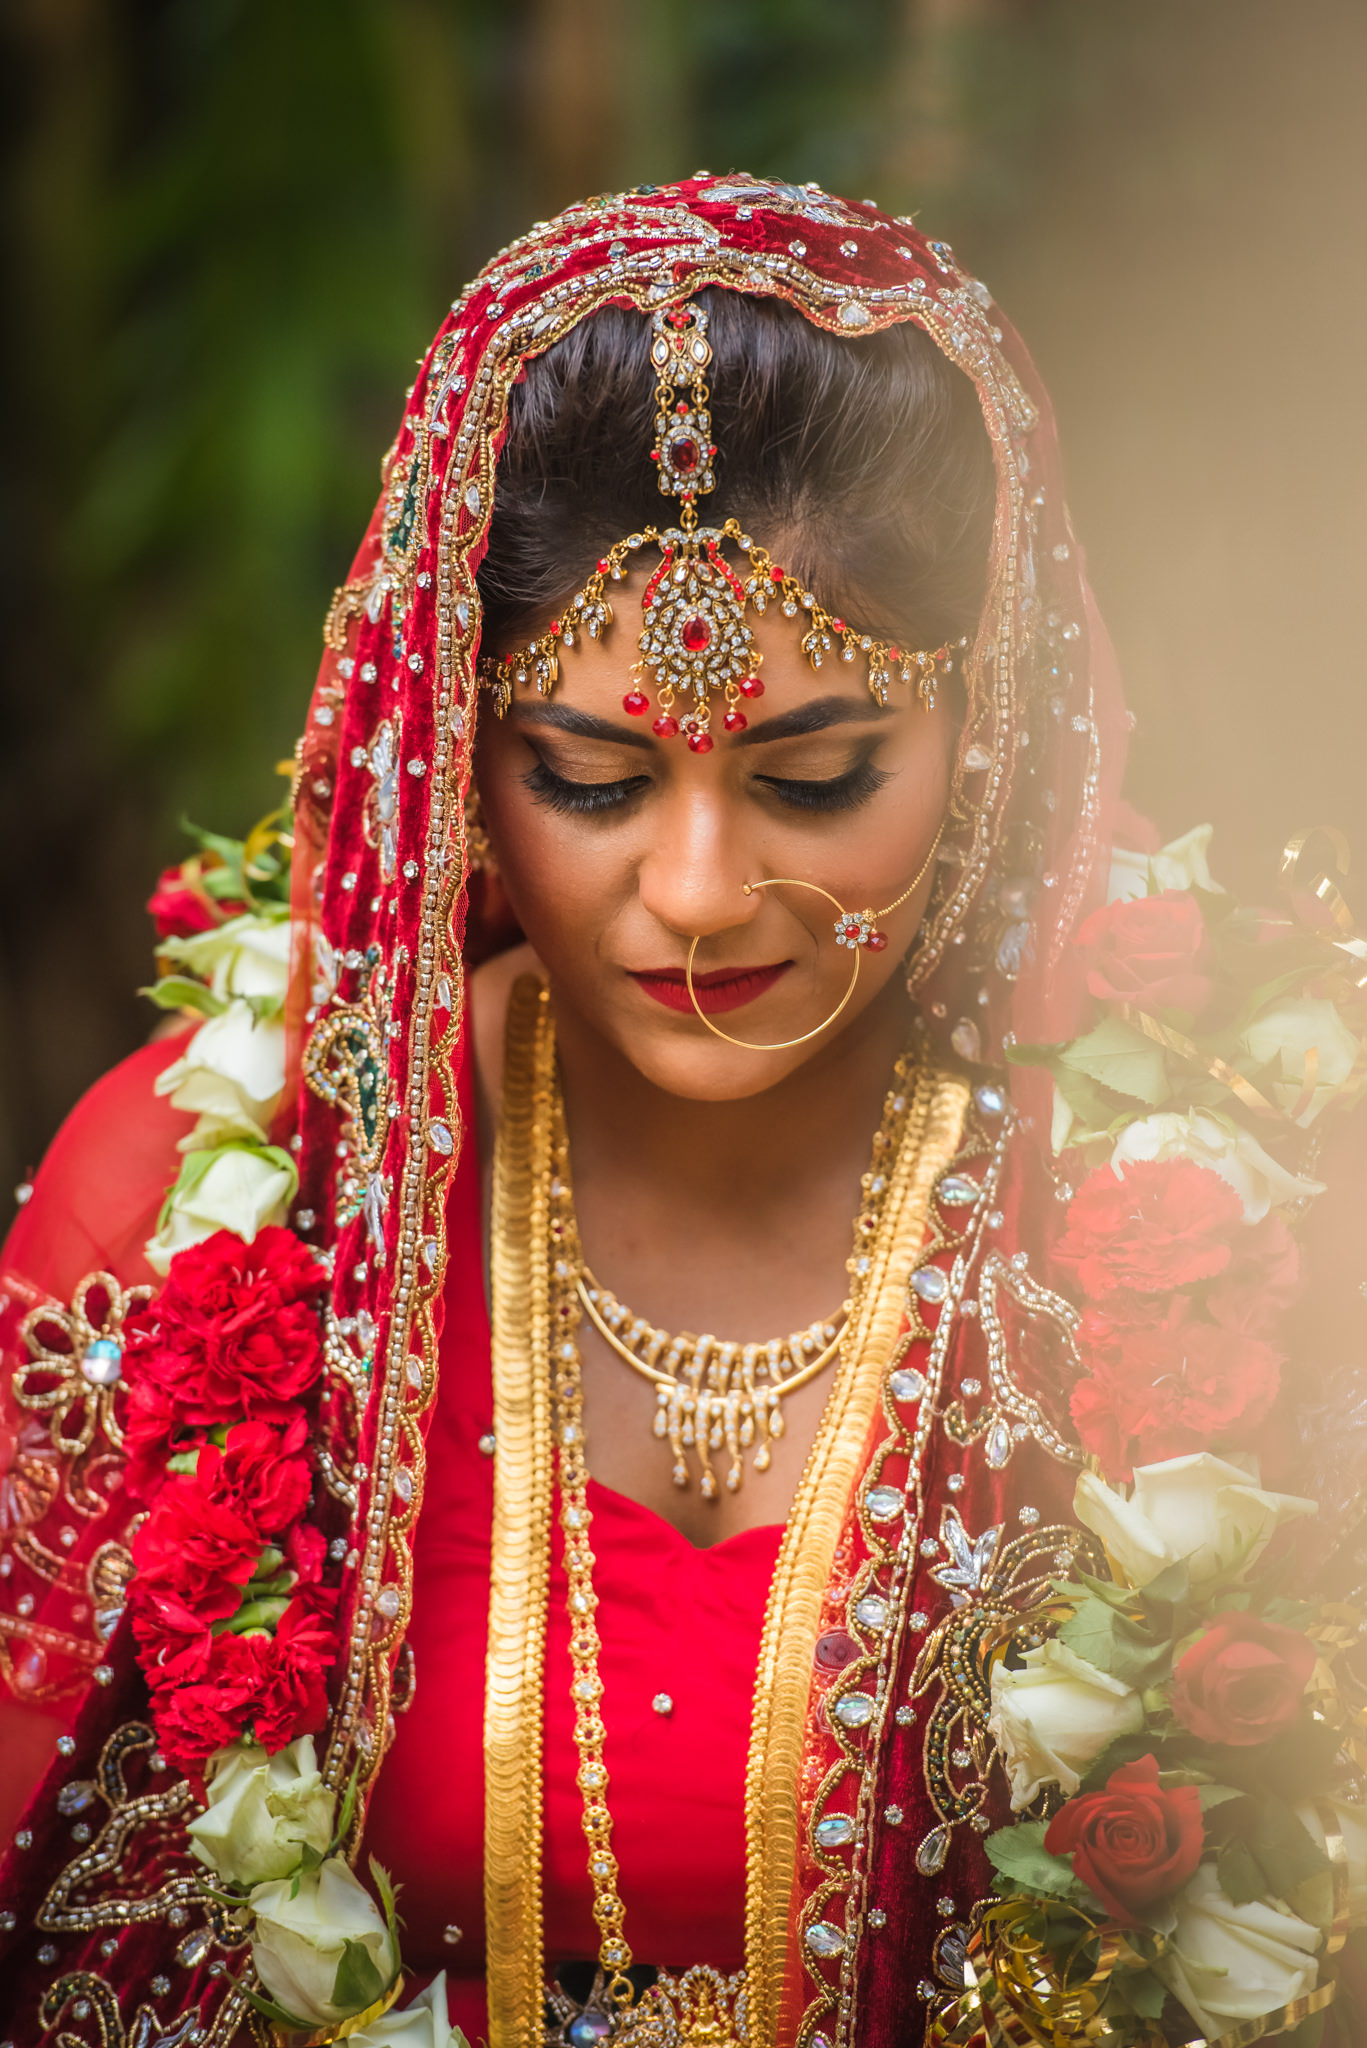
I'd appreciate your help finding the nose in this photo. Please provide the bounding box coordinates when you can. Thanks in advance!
[636,773,762,942]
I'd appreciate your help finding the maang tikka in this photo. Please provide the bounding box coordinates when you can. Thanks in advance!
[478,301,959,750]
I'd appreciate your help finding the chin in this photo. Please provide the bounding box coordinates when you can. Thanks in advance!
[616,1035,809,1102]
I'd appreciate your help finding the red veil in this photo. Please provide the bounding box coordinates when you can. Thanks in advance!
[0,177,1144,2046]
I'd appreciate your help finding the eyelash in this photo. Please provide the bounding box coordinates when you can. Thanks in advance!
[523,755,892,818]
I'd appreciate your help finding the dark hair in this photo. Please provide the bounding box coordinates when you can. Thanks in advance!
[476,287,997,657]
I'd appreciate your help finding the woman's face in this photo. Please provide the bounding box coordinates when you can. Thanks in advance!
[474,572,957,1102]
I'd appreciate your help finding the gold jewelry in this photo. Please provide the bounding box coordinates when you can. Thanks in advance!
[464,780,493,872]
[545,1086,636,2009]
[685,822,944,1052]
[576,1274,847,1499]
[478,301,957,748]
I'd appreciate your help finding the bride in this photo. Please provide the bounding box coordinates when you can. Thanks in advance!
[1,175,1363,2048]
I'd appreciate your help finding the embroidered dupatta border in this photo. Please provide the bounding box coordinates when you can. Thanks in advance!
[486,974,969,2048]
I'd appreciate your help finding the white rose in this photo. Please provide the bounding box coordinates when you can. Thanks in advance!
[186,1738,334,1890]
[988,1640,1144,1810]
[1155,1863,1321,2039]
[1108,824,1223,906]
[249,1856,398,2027]
[145,1142,295,1274]
[1074,1454,1316,1595]
[348,1973,467,2048]
[1240,996,1361,1126]
[154,1001,287,1142]
[1108,1110,1322,1222]
[1293,1800,1367,1929]
[162,910,292,1005]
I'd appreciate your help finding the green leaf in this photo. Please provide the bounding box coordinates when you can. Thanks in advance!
[369,1854,406,1938]
[1057,1015,1172,1106]
[238,1982,316,2031]
[141,975,226,1017]
[1251,1799,1331,1891]
[1058,1600,1169,1688]
[985,1822,1087,1902]
[1124,1970,1169,2020]
[1217,1838,1267,1905]
[1197,1784,1244,1811]
[332,1935,387,2016]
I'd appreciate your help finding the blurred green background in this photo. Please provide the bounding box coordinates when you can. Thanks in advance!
[3,0,1365,1198]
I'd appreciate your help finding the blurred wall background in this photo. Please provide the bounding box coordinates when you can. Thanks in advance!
[2,0,1364,1197]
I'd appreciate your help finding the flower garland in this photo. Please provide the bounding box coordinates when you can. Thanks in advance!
[934,823,1367,2046]
[125,828,463,2046]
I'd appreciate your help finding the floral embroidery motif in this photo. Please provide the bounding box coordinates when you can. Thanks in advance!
[14,1272,151,1470]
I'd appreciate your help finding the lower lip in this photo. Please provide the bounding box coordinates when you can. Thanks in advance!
[631,962,792,1015]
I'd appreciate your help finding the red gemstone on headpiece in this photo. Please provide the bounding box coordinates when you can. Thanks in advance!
[680,614,711,653]
[675,400,688,416]
[738,674,764,698]
[597,558,609,574]
[722,708,747,732]
[867,931,890,952]
[550,620,562,635]
[889,645,902,662]
[652,714,680,738]
[687,730,715,754]
[769,566,784,584]
[670,436,700,475]
[623,689,649,716]
[831,617,845,633]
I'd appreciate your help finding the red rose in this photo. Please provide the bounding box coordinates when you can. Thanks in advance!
[147,865,248,940]
[1045,1755,1204,1926]
[1055,1159,1244,1301]
[1171,1611,1316,1747]
[1075,889,1214,1017]
[1071,1304,1282,1479]
[125,1227,325,1430]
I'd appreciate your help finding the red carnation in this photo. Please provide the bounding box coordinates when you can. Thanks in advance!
[1071,1304,1282,1479]
[1055,1158,1244,1302]
[130,1476,263,1625]
[1171,1611,1316,1748]
[124,1228,325,1431]
[1207,1211,1302,1337]
[201,1415,313,1537]
[151,1630,272,1773]
[1075,889,1214,1017]
[250,1589,338,1752]
[1045,1755,1204,1926]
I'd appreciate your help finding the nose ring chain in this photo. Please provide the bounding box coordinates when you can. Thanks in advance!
[684,824,944,1051]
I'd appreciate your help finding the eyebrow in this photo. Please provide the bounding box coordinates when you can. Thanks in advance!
[511,703,655,751]
[733,695,893,746]
[511,693,891,752]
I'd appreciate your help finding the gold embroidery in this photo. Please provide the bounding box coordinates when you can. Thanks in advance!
[14,1272,150,1478]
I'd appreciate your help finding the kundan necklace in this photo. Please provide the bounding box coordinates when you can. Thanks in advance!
[559,1051,920,1500]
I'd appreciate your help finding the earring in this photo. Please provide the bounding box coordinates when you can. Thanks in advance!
[685,826,945,1051]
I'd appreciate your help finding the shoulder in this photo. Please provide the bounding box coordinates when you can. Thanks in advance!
[468,942,544,1149]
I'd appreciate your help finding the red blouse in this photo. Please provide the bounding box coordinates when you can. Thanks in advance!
[362,1065,782,2039]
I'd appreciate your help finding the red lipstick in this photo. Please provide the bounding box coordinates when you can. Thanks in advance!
[630,962,792,1015]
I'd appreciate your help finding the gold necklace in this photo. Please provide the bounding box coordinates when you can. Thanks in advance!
[576,1274,847,1499]
[543,1034,926,2016]
[562,1074,914,1501]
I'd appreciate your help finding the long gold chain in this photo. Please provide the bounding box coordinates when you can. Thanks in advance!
[546,1089,636,2009]
[541,1030,927,2008]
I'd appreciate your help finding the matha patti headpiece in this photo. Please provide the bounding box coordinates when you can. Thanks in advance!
[478,301,958,752]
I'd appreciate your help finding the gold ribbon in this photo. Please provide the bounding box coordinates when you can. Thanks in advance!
[285,1976,405,2047]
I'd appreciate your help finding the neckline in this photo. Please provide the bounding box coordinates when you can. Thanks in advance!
[583,1471,785,1558]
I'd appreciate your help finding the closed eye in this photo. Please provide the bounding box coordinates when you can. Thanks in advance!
[523,757,650,816]
[754,757,892,813]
